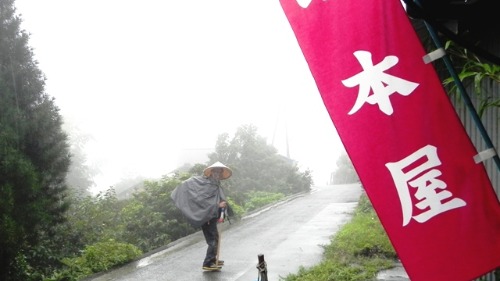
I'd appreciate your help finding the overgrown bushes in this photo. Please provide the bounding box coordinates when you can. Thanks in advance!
[52,240,142,281]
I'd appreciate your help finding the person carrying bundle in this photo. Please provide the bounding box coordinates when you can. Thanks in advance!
[171,161,232,271]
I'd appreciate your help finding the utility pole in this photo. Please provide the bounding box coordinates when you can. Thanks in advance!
[272,106,291,159]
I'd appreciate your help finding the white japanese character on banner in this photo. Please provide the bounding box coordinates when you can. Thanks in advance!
[341,50,419,115]
[385,145,467,226]
[295,0,312,8]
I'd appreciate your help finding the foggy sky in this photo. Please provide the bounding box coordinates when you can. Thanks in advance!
[14,0,345,192]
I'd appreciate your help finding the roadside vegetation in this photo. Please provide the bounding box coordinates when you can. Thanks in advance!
[283,192,398,281]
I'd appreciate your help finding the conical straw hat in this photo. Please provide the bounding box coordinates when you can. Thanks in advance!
[203,161,232,180]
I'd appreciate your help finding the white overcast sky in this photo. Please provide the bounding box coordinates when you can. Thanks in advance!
[14,0,345,192]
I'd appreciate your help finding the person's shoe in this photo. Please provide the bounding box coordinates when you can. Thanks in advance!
[202,263,222,271]
[217,260,224,266]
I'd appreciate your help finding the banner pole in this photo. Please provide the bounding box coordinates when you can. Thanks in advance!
[412,0,500,171]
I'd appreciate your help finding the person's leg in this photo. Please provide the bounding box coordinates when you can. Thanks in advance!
[201,218,219,267]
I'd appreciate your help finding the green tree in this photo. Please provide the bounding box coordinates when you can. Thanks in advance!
[120,175,196,252]
[207,124,312,204]
[0,1,71,279]
[330,152,360,184]
[58,189,125,256]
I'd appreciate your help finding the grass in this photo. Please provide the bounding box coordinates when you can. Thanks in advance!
[282,191,398,281]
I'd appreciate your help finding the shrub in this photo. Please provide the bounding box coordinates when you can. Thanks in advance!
[243,191,285,212]
[328,211,396,260]
[56,240,142,280]
[227,197,245,219]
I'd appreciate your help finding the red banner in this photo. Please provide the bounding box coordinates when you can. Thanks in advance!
[280,0,500,280]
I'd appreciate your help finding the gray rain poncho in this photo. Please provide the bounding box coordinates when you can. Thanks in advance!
[171,176,226,227]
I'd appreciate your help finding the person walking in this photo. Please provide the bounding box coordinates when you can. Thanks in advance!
[171,162,232,271]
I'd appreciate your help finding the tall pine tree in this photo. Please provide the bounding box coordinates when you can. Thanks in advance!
[0,0,71,279]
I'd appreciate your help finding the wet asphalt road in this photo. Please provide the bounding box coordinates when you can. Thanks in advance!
[85,183,363,281]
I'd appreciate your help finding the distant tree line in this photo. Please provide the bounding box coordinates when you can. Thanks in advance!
[206,125,313,205]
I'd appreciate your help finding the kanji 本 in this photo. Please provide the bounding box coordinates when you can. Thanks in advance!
[341,50,419,115]
[385,145,467,226]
